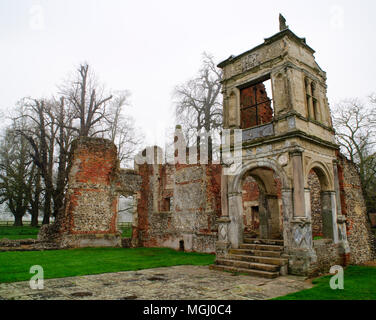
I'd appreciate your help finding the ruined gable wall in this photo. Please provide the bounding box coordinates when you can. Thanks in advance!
[39,137,122,248]
[337,154,375,263]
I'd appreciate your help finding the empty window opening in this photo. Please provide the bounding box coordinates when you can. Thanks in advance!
[179,240,185,251]
[118,195,135,238]
[162,197,173,212]
[240,78,274,129]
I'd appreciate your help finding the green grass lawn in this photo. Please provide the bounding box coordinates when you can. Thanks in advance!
[0,247,215,283]
[274,265,376,300]
[0,226,40,240]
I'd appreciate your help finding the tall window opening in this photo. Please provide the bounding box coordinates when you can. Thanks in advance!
[305,78,320,122]
[305,78,311,118]
[240,77,273,129]
[311,83,320,121]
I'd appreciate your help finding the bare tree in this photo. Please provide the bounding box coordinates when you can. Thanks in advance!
[14,98,59,224]
[333,98,376,212]
[3,62,140,226]
[51,97,76,216]
[174,52,222,160]
[0,124,34,226]
[105,91,144,167]
[28,163,41,227]
[61,63,113,137]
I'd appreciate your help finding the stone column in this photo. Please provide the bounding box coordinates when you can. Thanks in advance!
[216,167,231,258]
[228,191,243,249]
[291,150,306,217]
[283,179,317,276]
[216,216,231,258]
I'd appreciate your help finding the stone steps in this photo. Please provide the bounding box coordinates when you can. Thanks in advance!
[229,248,282,258]
[209,264,279,279]
[227,254,288,266]
[243,238,284,246]
[239,243,284,251]
[216,258,280,272]
[212,237,287,278]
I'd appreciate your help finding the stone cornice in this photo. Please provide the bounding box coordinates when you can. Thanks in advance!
[242,129,339,150]
[218,29,314,69]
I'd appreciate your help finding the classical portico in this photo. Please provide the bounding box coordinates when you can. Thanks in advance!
[213,19,350,276]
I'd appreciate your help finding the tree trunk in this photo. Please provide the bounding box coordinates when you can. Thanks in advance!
[42,191,52,225]
[208,135,213,163]
[53,138,67,217]
[31,214,38,227]
[14,215,23,227]
[42,212,50,225]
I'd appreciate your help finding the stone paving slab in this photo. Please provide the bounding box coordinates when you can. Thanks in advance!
[0,266,313,300]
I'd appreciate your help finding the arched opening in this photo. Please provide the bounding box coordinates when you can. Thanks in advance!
[308,167,334,240]
[241,167,283,240]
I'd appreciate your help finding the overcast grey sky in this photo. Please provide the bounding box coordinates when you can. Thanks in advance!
[0,0,375,146]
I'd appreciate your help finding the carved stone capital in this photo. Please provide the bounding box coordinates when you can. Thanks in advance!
[289,148,304,157]
[291,217,311,226]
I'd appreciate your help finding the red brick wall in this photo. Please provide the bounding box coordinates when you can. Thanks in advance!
[65,138,119,235]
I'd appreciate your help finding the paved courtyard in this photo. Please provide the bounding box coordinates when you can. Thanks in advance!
[0,265,313,300]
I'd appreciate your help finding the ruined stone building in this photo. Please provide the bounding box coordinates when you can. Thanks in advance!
[40,21,375,278]
[132,145,222,253]
[211,23,374,277]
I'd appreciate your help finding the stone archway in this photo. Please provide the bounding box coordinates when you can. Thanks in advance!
[226,159,291,248]
[241,169,283,240]
[306,163,338,242]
